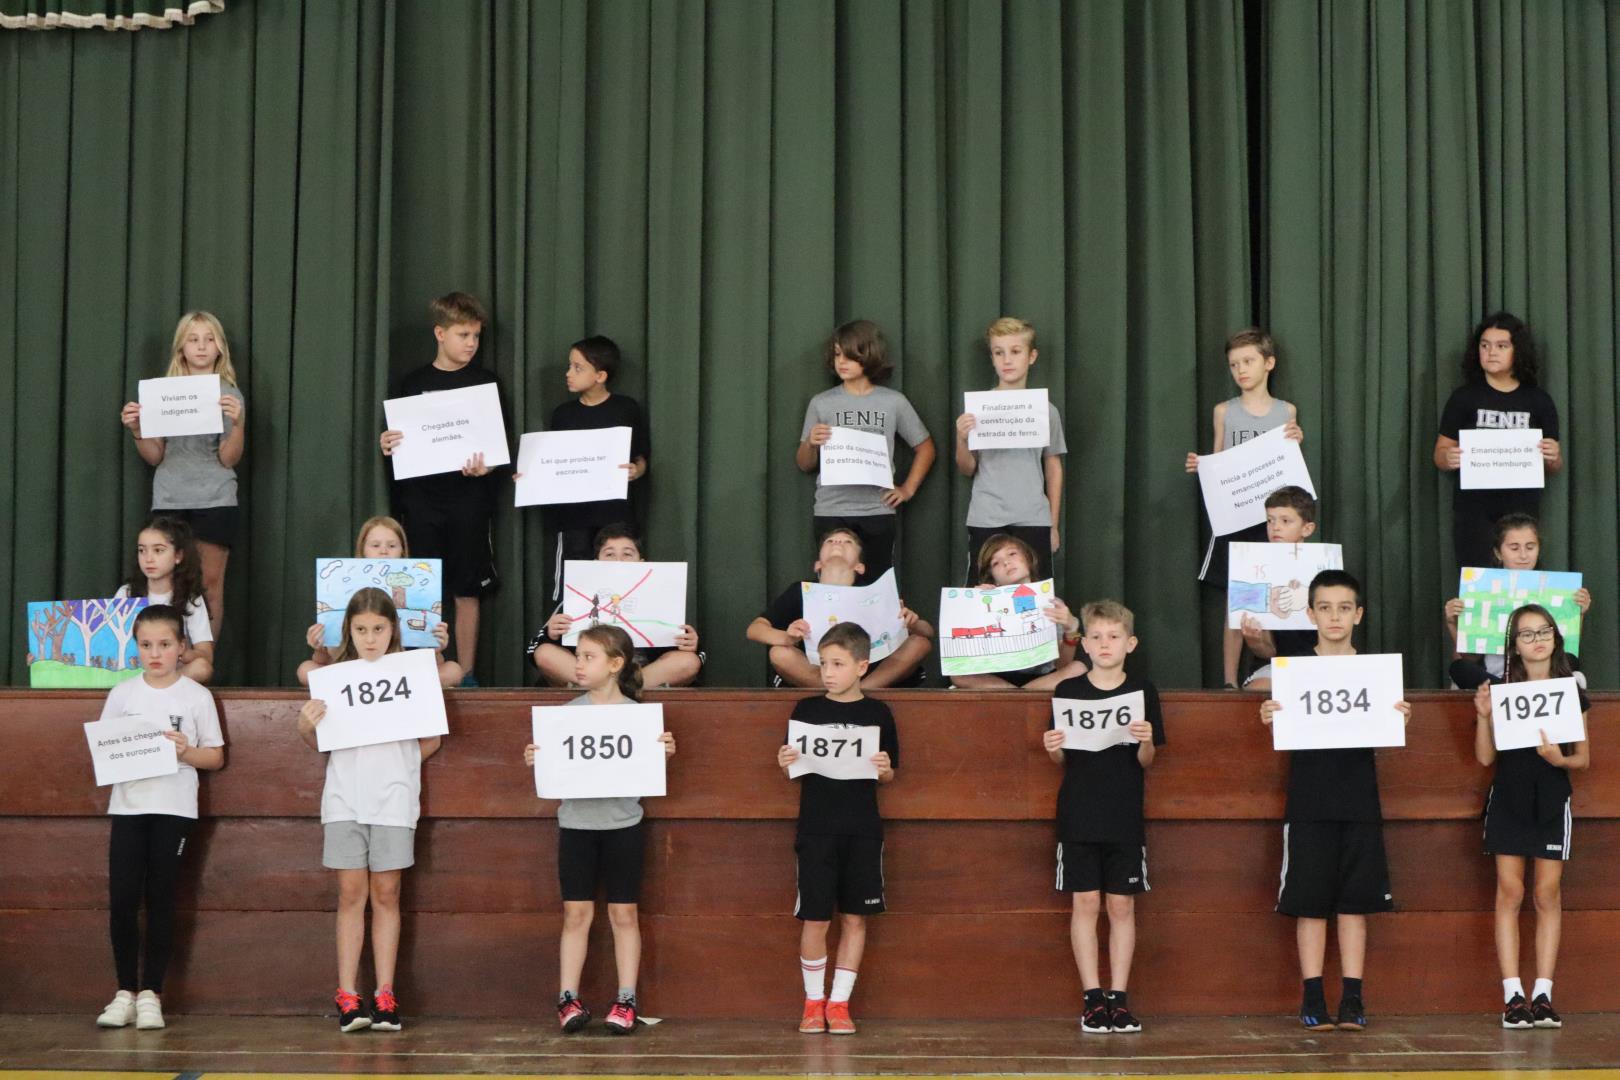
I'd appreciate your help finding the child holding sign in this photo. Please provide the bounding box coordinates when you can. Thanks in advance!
[528,523,702,689]
[747,527,933,689]
[298,516,464,689]
[114,516,215,684]
[1184,328,1304,687]
[1444,513,1591,683]
[1043,600,1164,1034]
[297,588,443,1033]
[1259,571,1412,1032]
[379,292,507,684]
[796,320,935,582]
[954,317,1066,581]
[950,534,1087,690]
[119,312,244,643]
[1237,487,1323,691]
[775,622,898,1036]
[1466,605,1589,1030]
[94,605,225,1031]
[523,626,677,1035]
[1434,314,1562,570]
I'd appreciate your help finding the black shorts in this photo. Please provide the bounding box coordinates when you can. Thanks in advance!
[400,498,498,598]
[1056,841,1149,895]
[1483,789,1571,861]
[156,505,240,548]
[1000,662,1057,688]
[794,834,885,921]
[557,823,645,904]
[1198,520,1267,585]
[1276,821,1394,918]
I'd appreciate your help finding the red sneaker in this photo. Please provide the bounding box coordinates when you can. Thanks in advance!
[557,996,590,1033]
[799,997,827,1033]
[825,999,856,1035]
[335,988,371,1033]
[604,997,638,1035]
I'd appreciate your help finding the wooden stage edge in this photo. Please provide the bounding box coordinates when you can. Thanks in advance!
[1,688,1615,1020]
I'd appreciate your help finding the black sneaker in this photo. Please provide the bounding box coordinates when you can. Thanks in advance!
[370,987,401,1032]
[1335,996,1365,1031]
[1080,998,1111,1034]
[1502,993,1534,1030]
[1299,1000,1333,1030]
[1108,1000,1142,1034]
[1530,994,1562,1029]
[335,988,371,1033]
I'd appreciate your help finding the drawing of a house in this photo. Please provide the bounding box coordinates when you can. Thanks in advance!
[1011,584,1037,614]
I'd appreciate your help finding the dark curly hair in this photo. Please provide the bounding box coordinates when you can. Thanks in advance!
[1464,312,1539,387]
[126,515,206,624]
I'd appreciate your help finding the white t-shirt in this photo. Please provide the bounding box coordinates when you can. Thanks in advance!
[321,738,424,829]
[99,675,223,818]
[112,584,213,647]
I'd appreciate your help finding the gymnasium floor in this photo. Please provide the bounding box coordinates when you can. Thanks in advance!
[3,1014,1619,1078]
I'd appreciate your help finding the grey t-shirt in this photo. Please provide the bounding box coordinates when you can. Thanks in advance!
[555,692,645,830]
[965,401,1067,527]
[801,384,930,517]
[151,383,244,510]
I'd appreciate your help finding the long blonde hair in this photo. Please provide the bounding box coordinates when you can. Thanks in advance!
[164,311,240,387]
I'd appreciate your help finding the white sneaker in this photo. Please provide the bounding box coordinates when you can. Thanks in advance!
[96,990,135,1028]
[134,990,165,1030]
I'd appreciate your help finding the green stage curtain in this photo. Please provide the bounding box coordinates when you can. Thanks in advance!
[1,0,1615,688]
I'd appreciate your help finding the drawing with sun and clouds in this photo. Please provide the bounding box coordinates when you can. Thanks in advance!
[316,558,443,650]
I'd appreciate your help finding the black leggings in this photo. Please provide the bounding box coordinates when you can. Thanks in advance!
[108,814,195,993]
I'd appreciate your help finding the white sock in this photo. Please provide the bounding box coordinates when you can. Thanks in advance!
[830,967,857,1003]
[1503,977,1524,1003]
[800,956,827,1001]
[1533,978,1553,1001]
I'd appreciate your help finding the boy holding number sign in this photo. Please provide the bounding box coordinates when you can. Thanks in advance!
[1466,605,1588,1030]
[1043,601,1164,1035]
[1259,571,1412,1032]
[775,622,898,1036]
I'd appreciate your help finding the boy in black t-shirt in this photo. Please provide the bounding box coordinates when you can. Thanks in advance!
[1259,570,1412,1032]
[1044,600,1165,1035]
[747,527,933,688]
[1238,486,1324,691]
[775,622,898,1037]
[379,292,508,685]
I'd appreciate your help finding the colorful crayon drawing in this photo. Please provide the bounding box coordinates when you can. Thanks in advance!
[1459,567,1583,657]
[560,560,688,649]
[800,568,906,665]
[26,598,148,688]
[1226,542,1345,630]
[937,579,1059,676]
[317,558,443,650]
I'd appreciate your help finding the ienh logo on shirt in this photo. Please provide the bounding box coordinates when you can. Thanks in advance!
[1474,409,1531,429]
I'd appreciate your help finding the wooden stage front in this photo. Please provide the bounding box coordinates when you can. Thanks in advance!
[1,689,1616,1022]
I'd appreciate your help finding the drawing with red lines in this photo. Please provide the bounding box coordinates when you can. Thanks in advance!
[559,560,690,649]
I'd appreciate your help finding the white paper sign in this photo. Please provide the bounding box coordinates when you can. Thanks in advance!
[1196,426,1315,537]
[514,427,632,506]
[786,720,881,780]
[1052,691,1145,752]
[1460,428,1545,491]
[1490,677,1585,751]
[965,389,1050,450]
[560,560,687,649]
[384,382,512,481]
[138,374,223,438]
[309,649,449,752]
[801,567,907,665]
[1227,542,1345,630]
[532,703,667,799]
[84,715,179,786]
[1269,653,1406,750]
[819,427,893,488]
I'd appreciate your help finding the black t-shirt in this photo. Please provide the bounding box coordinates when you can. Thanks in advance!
[1438,381,1560,510]
[1049,674,1165,844]
[1270,630,1317,659]
[1454,661,1587,823]
[548,394,653,529]
[1284,748,1382,823]
[393,362,510,509]
[789,695,899,838]
[764,581,805,633]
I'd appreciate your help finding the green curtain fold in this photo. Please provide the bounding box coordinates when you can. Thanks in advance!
[1,0,1616,689]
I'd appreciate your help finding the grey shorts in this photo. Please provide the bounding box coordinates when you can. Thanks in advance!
[322,821,416,872]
